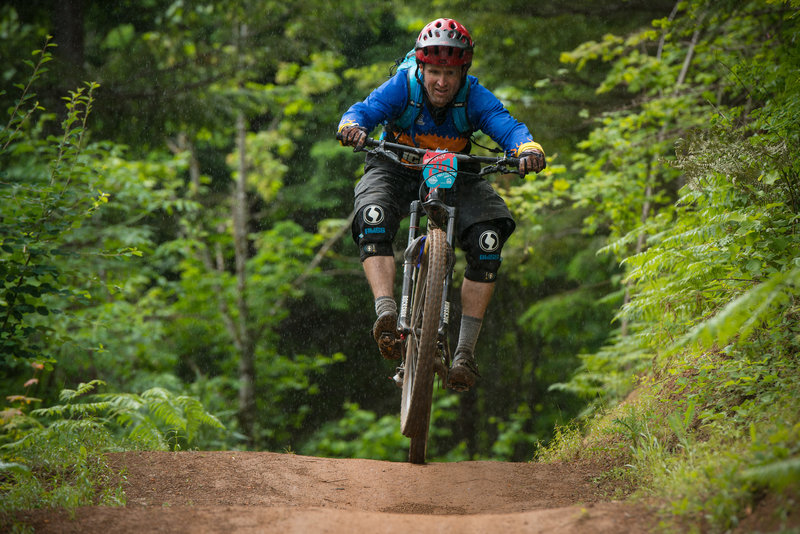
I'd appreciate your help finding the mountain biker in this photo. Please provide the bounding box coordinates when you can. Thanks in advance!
[338,17,546,392]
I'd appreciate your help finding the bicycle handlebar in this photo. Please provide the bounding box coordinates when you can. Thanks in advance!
[336,133,522,176]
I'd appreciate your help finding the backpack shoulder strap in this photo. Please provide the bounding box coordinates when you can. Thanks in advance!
[451,81,471,135]
[394,64,424,131]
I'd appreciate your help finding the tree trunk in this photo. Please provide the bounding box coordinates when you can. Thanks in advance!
[169,134,241,379]
[53,0,84,70]
[233,23,256,444]
[234,110,256,443]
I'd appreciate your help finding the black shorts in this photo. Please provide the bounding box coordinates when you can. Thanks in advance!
[352,153,516,245]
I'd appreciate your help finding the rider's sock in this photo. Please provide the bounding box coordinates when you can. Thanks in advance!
[455,314,483,359]
[374,296,397,318]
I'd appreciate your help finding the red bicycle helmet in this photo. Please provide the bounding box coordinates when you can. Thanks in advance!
[415,18,474,66]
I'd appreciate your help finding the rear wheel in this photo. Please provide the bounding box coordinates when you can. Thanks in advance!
[400,227,448,464]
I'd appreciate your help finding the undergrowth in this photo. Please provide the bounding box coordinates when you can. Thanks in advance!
[539,3,800,531]
[1,378,226,531]
[0,420,125,530]
[539,332,800,533]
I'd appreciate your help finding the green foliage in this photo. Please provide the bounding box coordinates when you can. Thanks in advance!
[31,380,226,451]
[0,38,101,373]
[1,379,225,526]
[0,38,231,529]
[544,1,800,530]
[549,331,650,402]
[642,345,799,531]
[300,390,478,462]
[489,403,540,459]
[0,417,124,526]
[299,401,408,461]
[552,0,800,400]
[251,350,346,448]
[541,343,800,530]
[302,391,552,462]
[679,266,800,350]
[0,34,197,405]
[0,379,122,525]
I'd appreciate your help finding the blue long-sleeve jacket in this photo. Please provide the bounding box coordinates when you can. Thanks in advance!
[338,69,542,157]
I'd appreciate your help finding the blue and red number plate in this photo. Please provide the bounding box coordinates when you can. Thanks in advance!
[422,151,457,189]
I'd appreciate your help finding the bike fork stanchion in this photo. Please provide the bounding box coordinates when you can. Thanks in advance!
[437,206,457,367]
[399,200,421,334]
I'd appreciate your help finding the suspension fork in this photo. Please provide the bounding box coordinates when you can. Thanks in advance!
[398,199,456,365]
[398,200,422,335]
[438,205,457,355]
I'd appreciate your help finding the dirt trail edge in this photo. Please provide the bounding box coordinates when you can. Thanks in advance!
[19,451,657,533]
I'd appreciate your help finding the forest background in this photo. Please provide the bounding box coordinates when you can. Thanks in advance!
[2,0,799,530]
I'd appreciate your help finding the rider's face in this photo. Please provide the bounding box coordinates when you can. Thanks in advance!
[422,64,463,108]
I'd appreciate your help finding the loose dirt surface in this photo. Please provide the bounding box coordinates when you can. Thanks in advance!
[15,451,660,533]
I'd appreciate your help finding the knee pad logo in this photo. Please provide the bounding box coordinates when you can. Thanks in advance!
[479,230,500,252]
[364,205,385,225]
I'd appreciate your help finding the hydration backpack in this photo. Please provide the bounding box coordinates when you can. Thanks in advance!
[387,50,472,136]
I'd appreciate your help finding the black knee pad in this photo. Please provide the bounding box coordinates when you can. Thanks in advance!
[461,222,509,282]
[353,204,398,261]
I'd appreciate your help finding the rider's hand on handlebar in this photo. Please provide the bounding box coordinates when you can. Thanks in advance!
[518,150,546,176]
[339,126,368,152]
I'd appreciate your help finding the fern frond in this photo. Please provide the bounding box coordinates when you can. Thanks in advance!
[127,417,167,450]
[96,392,145,412]
[146,396,186,432]
[0,460,31,475]
[31,401,113,419]
[177,396,225,443]
[742,456,800,490]
[58,380,106,403]
[676,266,800,350]
[46,418,106,434]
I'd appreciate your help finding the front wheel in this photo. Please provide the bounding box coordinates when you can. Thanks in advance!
[400,227,448,464]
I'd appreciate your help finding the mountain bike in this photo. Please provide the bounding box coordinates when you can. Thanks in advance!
[340,135,520,464]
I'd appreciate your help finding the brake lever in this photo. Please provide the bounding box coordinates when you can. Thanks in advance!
[479,164,513,177]
[369,140,402,163]
[481,157,527,177]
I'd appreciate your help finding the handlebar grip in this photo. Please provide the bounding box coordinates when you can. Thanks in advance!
[336,130,379,149]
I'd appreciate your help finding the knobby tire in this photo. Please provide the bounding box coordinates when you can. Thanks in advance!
[400,227,448,464]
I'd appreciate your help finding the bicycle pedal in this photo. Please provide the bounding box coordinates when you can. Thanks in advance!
[391,366,404,387]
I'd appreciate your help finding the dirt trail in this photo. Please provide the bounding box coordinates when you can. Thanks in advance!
[19,451,657,533]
